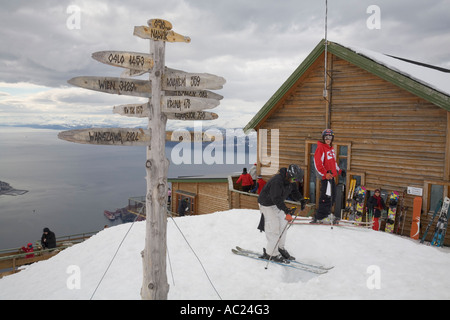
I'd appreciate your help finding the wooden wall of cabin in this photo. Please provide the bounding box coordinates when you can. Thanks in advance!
[171,181,230,215]
[256,52,450,244]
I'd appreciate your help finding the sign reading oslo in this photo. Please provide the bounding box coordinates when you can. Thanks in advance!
[92,51,155,72]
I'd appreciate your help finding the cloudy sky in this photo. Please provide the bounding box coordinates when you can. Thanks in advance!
[1,0,449,131]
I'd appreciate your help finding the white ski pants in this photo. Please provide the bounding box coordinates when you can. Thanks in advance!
[259,204,289,256]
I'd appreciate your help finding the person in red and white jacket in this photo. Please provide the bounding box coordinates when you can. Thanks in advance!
[313,129,345,222]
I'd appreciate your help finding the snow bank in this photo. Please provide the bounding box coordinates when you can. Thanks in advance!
[0,209,449,300]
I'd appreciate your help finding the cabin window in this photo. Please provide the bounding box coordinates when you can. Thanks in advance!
[175,191,196,215]
[430,185,444,213]
[424,181,450,213]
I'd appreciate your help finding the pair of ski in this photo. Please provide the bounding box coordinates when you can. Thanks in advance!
[231,246,333,274]
[421,197,450,247]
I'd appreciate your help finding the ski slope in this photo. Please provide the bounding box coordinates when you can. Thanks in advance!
[0,209,449,300]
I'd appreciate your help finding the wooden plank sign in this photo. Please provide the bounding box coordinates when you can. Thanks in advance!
[67,76,151,97]
[133,26,191,43]
[92,51,154,72]
[163,68,226,91]
[169,111,218,121]
[165,90,223,101]
[113,103,218,120]
[161,96,220,113]
[148,19,172,30]
[58,128,151,146]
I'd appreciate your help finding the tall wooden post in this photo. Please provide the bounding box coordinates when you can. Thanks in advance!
[141,39,170,300]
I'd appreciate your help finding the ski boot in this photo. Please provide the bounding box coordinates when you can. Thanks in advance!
[260,248,289,263]
[278,247,295,261]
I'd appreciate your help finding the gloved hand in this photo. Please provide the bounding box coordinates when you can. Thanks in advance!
[285,214,294,222]
[325,172,333,180]
[284,207,296,221]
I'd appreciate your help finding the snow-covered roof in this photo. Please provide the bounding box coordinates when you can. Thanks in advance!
[244,39,450,132]
[346,44,450,97]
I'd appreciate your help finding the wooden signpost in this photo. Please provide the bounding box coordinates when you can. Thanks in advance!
[60,19,225,300]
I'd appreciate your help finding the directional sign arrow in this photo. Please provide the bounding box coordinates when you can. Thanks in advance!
[92,51,154,72]
[165,90,223,101]
[67,76,151,97]
[133,26,191,43]
[163,68,226,91]
[147,18,172,30]
[58,128,151,146]
[113,103,219,120]
[169,111,219,121]
[161,96,220,113]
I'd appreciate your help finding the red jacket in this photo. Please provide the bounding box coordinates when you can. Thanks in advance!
[21,244,34,258]
[314,141,341,180]
[256,178,266,194]
[237,173,253,186]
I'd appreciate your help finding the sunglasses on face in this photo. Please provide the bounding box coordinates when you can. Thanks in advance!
[324,135,332,140]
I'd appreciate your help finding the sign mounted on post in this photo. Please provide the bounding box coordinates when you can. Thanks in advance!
[113,103,219,120]
[161,96,220,113]
[165,89,223,101]
[163,68,226,91]
[67,76,151,97]
[147,18,172,30]
[92,51,154,72]
[133,26,191,43]
[58,128,151,146]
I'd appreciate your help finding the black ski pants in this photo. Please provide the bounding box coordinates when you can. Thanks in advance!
[316,178,336,220]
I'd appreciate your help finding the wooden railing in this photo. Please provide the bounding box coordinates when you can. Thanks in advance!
[0,231,98,278]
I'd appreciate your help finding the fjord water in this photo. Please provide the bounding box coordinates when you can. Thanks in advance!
[0,127,251,248]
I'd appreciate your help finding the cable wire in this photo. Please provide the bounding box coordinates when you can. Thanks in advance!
[168,211,222,300]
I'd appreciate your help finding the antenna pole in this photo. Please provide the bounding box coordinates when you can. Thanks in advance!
[323,0,328,98]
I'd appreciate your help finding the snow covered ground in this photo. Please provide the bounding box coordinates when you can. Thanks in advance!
[1,209,449,300]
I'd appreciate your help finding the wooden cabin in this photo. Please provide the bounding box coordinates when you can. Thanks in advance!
[243,39,450,244]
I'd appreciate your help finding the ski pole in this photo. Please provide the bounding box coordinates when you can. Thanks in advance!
[265,207,299,270]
